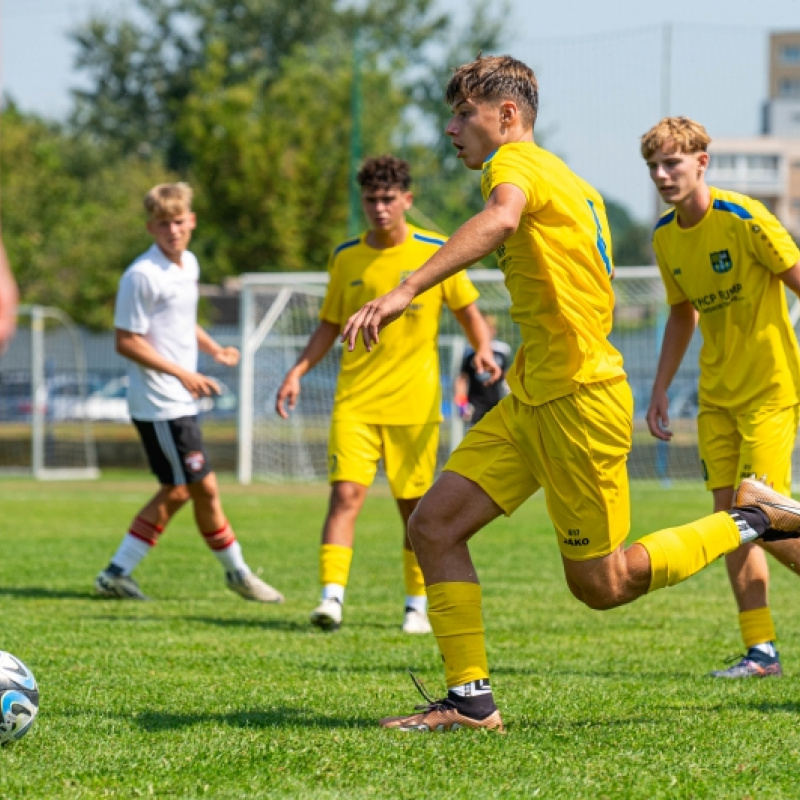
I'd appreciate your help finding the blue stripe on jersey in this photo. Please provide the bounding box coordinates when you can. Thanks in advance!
[412,232,446,246]
[712,198,753,220]
[333,237,360,256]
[653,209,676,232]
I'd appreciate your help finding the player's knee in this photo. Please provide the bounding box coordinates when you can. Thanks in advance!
[567,574,629,611]
[329,482,364,514]
[161,484,190,508]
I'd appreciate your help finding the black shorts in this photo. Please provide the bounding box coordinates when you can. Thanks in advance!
[133,416,212,485]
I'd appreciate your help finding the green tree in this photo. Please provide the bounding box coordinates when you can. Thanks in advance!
[605,199,653,266]
[0,105,174,329]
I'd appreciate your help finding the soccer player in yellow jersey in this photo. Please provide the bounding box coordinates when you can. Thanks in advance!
[275,155,499,634]
[342,55,800,733]
[642,116,800,679]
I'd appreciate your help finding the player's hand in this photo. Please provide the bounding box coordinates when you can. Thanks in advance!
[214,346,240,367]
[180,371,220,398]
[472,346,502,384]
[646,390,672,441]
[275,372,301,419]
[341,284,415,352]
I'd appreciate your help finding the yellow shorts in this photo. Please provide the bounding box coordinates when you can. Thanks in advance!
[327,418,439,499]
[698,403,799,493]
[444,378,633,561]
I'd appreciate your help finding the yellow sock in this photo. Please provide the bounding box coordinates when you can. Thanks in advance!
[638,512,740,592]
[427,582,489,688]
[739,607,776,649]
[319,544,353,588]
[403,547,426,598]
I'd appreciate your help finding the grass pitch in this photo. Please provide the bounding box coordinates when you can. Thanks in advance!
[1,474,800,799]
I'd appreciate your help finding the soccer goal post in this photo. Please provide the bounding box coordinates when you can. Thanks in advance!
[0,305,100,480]
[238,268,800,486]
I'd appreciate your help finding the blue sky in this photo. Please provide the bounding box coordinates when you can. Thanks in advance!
[3,0,799,220]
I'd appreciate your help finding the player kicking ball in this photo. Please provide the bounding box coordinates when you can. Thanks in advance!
[341,55,800,733]
[276,156,498,634]
[95,182,283,604]
[642,116,800,679]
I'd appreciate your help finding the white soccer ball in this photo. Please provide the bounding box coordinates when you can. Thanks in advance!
[0,651,39,745]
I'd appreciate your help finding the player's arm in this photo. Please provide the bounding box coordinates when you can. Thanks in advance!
[341,183,526,352]
[115,328,220,398]
[196,325,240,367]
[452,304,502,383]
[0,237,19,355]
[777,259,800,296]
[646,299,698,441]
[275,320,340,419]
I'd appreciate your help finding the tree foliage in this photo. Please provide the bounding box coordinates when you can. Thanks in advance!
[0,105,175,329]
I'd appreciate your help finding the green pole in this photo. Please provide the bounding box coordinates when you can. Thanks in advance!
[347,28,363,237]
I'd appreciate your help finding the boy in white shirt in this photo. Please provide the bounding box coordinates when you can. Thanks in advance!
[94,182,283,603]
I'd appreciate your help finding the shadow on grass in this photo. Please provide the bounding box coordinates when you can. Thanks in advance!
[134,706,374,731]
[185,615,309,632]
[0,586,92,600]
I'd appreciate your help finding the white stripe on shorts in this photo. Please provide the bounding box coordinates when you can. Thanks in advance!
[154,420,184,485]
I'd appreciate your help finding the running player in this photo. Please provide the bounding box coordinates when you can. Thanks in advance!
[275,155,498,634]
[341,55,800,732]
[95,182,284,603]
[642,116,800,679]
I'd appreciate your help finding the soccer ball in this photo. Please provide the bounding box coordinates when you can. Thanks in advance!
[0,651,39,745]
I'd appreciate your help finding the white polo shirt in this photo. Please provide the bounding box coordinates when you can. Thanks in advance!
[114,244,200,421]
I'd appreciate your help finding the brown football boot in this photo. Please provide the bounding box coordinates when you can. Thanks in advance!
[734,478,800,539]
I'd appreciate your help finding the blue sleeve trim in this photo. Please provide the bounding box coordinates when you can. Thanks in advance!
[333,237,361,256]
[712,198,753,220]
[653,209,676,232]
[412,232,446,246]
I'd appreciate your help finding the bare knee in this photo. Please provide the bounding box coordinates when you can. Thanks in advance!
[562,547,648,611]
[187,474,219,506]
[160,484,191,513]
[329,482,366,516]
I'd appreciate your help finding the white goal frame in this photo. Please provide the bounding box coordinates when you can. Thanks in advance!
[238,268,800,486]
[0,305,100,480]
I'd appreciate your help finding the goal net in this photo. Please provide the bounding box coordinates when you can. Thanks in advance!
[238,268,800,486]
[0,305,99,479]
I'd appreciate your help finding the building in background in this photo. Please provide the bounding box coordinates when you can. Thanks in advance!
[706,31,800,238]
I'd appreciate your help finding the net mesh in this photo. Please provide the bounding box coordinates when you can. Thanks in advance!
[239,268,798,485]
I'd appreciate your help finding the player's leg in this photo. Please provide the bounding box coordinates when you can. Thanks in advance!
[380,400,539,732]
[384,422,439,634]
[310,419,379,629]
[186,469,283,603]
[95,418,190,600]
[711,405,800,676]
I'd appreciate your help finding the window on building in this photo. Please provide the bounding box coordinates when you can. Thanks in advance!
[779,78,800,97]
[781,44,800,64]
[746,155,779,171]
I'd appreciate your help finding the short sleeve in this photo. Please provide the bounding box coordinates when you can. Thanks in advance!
[442,270,480,312]
[481,146,541,212]
[319,250,344,325]
[114,270,154,334]
[746,203,800,275]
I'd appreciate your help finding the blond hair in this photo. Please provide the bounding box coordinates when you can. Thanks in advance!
[144,182,193,220]
[640,117,711,160]
[445,55,539,129]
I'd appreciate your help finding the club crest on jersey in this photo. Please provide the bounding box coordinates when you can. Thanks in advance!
[710,250,733,274]
[184,451,205,473]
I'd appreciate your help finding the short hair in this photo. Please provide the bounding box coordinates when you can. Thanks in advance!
[356,156,411,191]
[144,182,193,220]
[445,55,539,129]
[640,117,711,160]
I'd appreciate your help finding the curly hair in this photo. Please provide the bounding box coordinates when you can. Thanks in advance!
[356,156,412,191]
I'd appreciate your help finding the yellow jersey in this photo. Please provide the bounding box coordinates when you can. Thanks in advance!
[653,186,800,412]
[481,142,625,406]
[320,224,480,424]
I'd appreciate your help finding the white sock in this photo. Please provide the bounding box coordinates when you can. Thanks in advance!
[322,583,345,603]
[405,595,427,614]
[751,641,777,658]
[213,540,248,574]
[110,534,152,575]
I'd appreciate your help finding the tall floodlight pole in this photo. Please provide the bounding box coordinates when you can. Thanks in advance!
[347,27,363,237]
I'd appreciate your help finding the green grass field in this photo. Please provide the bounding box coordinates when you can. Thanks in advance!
[1,474,799,799]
